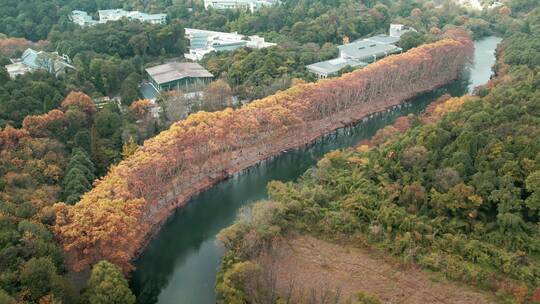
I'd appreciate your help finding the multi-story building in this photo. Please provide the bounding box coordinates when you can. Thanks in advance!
[184,28,276,61]
[98,9,167,25]
[203,0,277,13]
[4,48,75,79]
[306,24,413,78]
[71,10,99,27]
[70,9,167,27]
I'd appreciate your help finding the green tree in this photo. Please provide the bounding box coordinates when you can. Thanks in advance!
[398,31,427,51]
[83,261,136,304]
[63,148,95,205]
[74,129,92,153]
[356,291,382,304]
[19,257,58,301]
[120,73,141,105]
[95,107,123,138]
[0,289,16,304]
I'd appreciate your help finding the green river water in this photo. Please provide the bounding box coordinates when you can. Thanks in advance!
[130,36,502,304]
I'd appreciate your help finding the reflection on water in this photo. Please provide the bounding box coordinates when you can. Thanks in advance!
[131,37,499,304]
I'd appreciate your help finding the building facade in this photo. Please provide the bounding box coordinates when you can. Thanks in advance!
[71,10,99,27]
[389,24,417,38]
[98,9,167,24]
[184,28,276,61]
[306,24,412,78]
[145,62,214,94]
[203,0,277,12]
[4,48,75,79]
[70,9,166,27]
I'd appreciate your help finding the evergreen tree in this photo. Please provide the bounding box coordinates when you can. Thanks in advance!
[63,148,95,205]
[83,261,136,304]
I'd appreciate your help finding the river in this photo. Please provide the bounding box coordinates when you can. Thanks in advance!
[130,36,502,304]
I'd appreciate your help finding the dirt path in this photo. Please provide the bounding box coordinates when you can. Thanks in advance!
[264,235,495,304]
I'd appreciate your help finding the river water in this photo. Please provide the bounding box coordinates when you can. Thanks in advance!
[130,36,502,304]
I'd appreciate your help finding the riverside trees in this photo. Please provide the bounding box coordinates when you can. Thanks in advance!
[54,31,474,273]
[215,11,540,300]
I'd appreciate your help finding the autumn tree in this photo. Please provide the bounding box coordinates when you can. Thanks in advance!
[61,92,97,120]
[55,33,474,273]
[201,79,233,112]
[160,90,193,124]
[122,137,139,159]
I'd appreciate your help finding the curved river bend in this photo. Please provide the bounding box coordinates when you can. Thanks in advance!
[131,36,502,304]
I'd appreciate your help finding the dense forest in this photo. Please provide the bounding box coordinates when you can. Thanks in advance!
[217,6,540,303]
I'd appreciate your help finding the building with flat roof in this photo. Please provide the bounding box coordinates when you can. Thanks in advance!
[70,9,166,27]
[306,24,412,78]
[184,28,276,61]
[71,10,99,27]
[306,58,367,79]
[363,34,400,45]
[4,48,75,78]
[99,9,167,24]
[338,40,402,63]
[146,62,214,93]
[306,41,401,78]
[204,0,277,12]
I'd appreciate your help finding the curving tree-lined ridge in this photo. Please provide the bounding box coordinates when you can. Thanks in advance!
[54,30,474,273]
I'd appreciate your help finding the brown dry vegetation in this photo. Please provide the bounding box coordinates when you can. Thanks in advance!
[260,235,495,304]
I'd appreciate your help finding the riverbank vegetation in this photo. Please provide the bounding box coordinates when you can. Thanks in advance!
[216,8,540,303]
[53,32,473,274]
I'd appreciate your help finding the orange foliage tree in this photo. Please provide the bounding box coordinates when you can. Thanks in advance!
[0,37,47,57]
[54,30,474,273]
[61,91,97,119]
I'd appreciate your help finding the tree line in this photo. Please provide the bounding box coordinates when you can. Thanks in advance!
[53,30,473,274]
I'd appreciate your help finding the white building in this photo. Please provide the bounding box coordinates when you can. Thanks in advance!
[306,24,413,79]
[4,48,75,79]
[70,9,166,27]
[203,0,277,13]
[71,10,99,27]
[184,28,276,61]
[98,9,167,25]
[389,24,417,38]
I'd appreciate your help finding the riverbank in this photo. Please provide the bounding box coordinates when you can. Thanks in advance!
[130,36,499,303]
[215,34,540,303]
[55,33,474,276]
[134,79,458,260]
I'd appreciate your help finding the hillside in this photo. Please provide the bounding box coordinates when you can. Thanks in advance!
[216,13,540,303]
